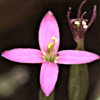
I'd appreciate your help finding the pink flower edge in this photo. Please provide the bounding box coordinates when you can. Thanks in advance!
[39,11,60,52]
[2,48,43,63]
[40,62,59,96]
[57,50,100,64]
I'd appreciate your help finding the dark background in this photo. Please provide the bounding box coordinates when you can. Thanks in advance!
[0,0,99,100]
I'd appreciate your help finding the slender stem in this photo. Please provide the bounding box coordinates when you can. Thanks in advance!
[68,39,89,100]
[75,39,84,50]
[39,88,55,100]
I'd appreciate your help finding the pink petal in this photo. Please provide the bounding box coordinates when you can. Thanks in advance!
[2,48,43,63]
[39,11,60,52]
[57,50,99,64]
[40,62,59,96]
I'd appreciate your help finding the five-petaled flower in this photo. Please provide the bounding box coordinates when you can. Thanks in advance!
[67,0,97,40]
[2,11,99,96]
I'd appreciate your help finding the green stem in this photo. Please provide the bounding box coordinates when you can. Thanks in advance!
[68,39,89,100]
[75,39,84,50]
[39,88,55,100]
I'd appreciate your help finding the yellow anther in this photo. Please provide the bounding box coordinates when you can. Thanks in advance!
[82,21,87,25]
[83,25,88,28]
[47,43,53,49]
[47,37,58,53]
[74,20,88,29]
[52,36,58,43]
[74,21,80,26]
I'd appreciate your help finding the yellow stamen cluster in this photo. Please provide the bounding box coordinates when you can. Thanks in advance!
[47,36,58,53]
[74,20,88,29]
[44,36,58,62]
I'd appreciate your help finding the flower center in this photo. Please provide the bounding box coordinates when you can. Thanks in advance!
[43,36,58,62]
[74,20,88,29]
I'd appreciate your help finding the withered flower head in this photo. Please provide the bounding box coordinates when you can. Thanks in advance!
[67,0,97,40]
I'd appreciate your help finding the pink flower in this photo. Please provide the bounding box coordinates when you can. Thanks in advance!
[2,11,99,96]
